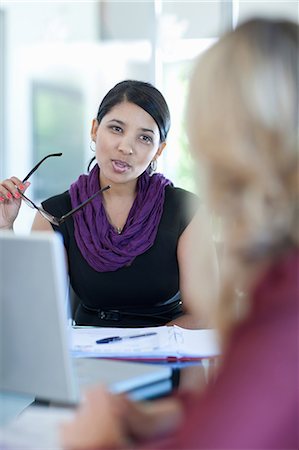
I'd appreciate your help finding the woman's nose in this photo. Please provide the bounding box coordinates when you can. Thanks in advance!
[118,144,133,155]
[118,139,133,155]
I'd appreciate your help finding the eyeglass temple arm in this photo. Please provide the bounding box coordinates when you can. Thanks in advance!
[22,153,63,183]
[60,185,111,222]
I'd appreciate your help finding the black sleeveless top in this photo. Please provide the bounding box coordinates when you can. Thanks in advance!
[42,186,198,327]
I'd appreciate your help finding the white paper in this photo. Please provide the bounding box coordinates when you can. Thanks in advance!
[0,405,74,449]
[70,326,220,360]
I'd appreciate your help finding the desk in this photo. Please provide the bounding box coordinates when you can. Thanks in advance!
[0,359,215,449]
[0,392,34,427]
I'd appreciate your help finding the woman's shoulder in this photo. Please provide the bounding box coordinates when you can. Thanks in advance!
[165,185,199,211]
[163,185,200,231]
[166,184,198,198]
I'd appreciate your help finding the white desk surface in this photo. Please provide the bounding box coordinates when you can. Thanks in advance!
[0,392,34,426]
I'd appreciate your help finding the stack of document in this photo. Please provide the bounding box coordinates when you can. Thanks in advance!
[71,326,220,361]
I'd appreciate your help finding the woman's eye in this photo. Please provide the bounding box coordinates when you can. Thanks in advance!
[110,125,122,133]
[140,135,152,144]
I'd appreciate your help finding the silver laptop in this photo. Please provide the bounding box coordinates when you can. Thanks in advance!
[0,231,171,405]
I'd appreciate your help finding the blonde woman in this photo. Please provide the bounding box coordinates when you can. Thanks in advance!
[61,18,298,449]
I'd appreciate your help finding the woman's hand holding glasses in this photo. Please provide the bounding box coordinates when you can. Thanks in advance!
[0,153,110,229]
[0,177,31,230]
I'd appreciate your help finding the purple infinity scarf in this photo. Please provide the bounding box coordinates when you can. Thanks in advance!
[69,164,172,272]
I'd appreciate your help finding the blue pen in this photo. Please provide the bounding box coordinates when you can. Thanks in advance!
[96,332,157,344]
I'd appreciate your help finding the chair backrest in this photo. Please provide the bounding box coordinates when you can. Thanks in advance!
[69,285,81,322]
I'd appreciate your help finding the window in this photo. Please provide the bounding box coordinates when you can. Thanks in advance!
[32,82,84,200]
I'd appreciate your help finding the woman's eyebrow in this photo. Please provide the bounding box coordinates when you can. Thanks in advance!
[107,119,155,135]
[140,127,155,135]
[107,119,125,125]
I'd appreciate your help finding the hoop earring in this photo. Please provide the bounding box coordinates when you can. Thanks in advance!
[90,140,96,152]
[148,159,157,176]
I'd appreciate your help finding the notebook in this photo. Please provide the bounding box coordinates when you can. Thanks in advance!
[0,231,171,405]
[71,325,219,361]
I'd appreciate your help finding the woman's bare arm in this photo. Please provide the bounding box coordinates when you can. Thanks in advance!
[171,208,219,329]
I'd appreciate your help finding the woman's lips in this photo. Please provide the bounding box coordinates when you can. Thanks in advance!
[111,159,131,173]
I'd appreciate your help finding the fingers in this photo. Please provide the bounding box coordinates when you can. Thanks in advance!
[125,397,184,440]
[0,177,30,202]
[60,387,131,449]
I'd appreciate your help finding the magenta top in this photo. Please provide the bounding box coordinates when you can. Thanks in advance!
[139,249,299,449]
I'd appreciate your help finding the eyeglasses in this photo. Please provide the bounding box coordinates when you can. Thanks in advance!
[17,153,110,226]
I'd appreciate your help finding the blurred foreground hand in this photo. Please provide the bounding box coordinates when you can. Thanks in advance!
[60,386,130,449]
[60,385,183,449]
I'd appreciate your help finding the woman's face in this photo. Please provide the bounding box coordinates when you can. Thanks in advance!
[91,101,165,187]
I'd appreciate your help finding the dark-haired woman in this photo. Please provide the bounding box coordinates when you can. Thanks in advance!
[0,80,218,328]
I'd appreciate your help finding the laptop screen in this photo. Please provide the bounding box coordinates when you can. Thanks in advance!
[0,232,171,405]
[0,232,78,403]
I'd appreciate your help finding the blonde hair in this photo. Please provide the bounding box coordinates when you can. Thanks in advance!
[187,18,299,346]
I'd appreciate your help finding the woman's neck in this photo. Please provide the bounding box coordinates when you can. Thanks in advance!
[100,175,137,199]
[99,174,138,234]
